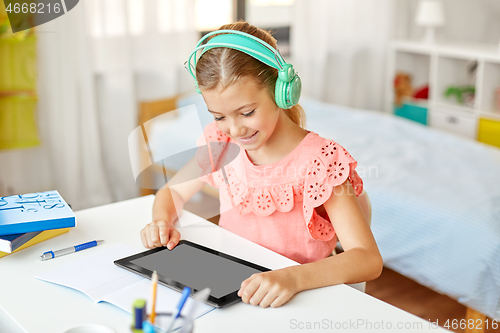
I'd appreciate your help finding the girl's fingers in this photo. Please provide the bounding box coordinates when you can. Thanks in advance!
[159,224,170,246]
[259,291,279,308]
[149,225,163,247]
[248,285,269,306]
[167,228,181,250]
[140,228,149,248]
[147,226,158,248]
[143,220,178,249]
[270,294,291,308]
[239,276,260,303]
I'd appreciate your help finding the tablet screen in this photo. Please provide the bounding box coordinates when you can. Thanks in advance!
[130,243,263,298]
[114,240,270,307]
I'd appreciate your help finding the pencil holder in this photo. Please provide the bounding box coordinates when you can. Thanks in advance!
[143,313,193,333]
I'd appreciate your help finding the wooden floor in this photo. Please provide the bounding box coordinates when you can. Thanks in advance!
[365,267,497,333]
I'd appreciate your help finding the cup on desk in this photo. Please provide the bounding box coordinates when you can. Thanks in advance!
[148,313,194,333]
[62,324,116,333]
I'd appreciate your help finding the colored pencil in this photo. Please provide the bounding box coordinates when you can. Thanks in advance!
[149,271,158,324]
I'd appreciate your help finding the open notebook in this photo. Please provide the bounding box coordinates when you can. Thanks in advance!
[34,243,214,329]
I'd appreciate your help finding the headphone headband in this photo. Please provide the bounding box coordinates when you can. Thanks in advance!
[184,29,301,109]
[185,30,286,82]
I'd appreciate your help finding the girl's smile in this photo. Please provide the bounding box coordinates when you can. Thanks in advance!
[237,130,259,144]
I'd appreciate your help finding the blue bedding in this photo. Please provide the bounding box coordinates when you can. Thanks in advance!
[169,93,500,319]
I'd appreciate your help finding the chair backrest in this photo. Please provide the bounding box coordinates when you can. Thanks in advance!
[138,95,180,196]
[139,95,181,125]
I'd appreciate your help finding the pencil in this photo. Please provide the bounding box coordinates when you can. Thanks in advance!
[149,271,158,324]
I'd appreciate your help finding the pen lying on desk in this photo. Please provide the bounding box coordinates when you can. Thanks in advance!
[39,240,104,261]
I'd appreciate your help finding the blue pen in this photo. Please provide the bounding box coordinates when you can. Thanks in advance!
[39,240,104,261]
[165,287,191,333]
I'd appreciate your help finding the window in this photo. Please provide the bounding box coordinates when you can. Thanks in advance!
[195,0,233,32]
[246,0,294,56]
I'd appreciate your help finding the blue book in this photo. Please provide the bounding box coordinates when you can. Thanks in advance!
[0,190,76,236]
[0,230,42,253]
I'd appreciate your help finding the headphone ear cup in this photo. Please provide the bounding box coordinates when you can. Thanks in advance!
[274,74,301,109]
[274,78,289,109]
[289,75,302,106]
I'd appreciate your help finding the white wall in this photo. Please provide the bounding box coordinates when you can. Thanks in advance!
[395,0,500,44]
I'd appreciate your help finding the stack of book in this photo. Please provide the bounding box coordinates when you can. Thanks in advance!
[0,190,76,258]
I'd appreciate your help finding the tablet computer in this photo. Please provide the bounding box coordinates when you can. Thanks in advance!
[114,240,270,308]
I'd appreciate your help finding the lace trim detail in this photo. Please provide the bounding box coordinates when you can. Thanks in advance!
[222,139,362,241]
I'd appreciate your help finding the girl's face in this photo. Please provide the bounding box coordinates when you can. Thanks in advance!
[202,77,281,151]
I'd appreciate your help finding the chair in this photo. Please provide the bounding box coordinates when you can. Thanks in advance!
[137,95,219,200]
[336,189,372,293]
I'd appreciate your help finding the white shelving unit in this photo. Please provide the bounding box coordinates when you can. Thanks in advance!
[386,40,500,141]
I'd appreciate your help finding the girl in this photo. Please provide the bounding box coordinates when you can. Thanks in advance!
[140,21,383,308]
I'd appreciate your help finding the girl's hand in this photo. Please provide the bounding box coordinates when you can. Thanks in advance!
[237,268,299,308]
[140,220,180,250]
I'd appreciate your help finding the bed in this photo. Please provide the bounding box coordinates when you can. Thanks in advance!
[142,93,500,321]
[299,98,500,322]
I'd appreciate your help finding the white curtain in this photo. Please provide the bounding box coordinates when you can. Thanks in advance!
[291,0,395,112]
[0,0,197,210]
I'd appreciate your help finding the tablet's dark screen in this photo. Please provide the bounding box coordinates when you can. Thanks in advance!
[130,243,263,298]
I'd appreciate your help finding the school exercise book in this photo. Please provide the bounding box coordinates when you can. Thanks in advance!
[0,190,76,236]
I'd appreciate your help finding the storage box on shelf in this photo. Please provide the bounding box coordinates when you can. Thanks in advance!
[394,100,428,125]
[386,40,500,149]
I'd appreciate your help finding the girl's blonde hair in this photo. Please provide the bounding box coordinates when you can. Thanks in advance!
[195,21,306,128]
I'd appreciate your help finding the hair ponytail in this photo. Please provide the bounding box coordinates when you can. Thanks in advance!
[284,104,306,128]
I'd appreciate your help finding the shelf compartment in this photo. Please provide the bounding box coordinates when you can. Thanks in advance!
[436,56,477,109]
[394,51,431,99]
[479,61,500,113]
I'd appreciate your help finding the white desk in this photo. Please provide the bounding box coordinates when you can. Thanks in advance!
[0,196,448,332]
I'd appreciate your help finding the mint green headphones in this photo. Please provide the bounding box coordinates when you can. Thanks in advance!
[184,30,301,109]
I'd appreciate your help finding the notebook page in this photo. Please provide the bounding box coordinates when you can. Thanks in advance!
[34,242,215,328]
[34,243,143,302]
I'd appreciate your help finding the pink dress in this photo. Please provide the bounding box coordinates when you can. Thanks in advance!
[196,122,363,264]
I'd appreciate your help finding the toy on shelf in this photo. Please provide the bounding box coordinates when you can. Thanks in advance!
[394,72,413,106]
[444,86,476,107]
[394,72,429,106]
[443,60,477,108]
[413,85,429,100]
